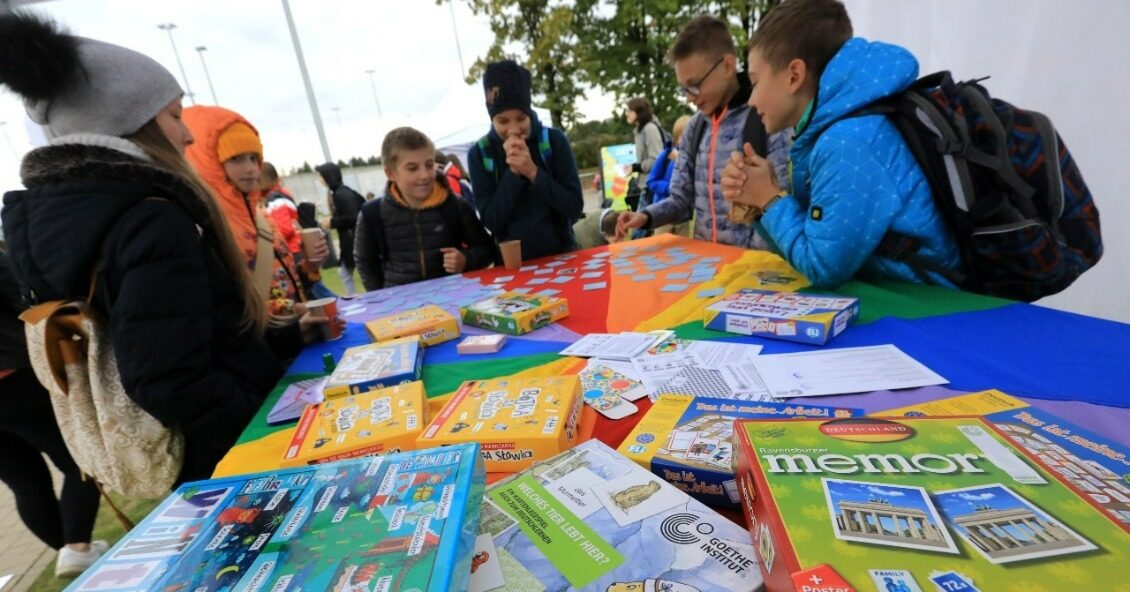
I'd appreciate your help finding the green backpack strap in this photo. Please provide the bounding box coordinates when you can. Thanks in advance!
[478,135,495,174]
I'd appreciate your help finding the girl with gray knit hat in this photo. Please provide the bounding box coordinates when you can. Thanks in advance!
[0,10,284,544]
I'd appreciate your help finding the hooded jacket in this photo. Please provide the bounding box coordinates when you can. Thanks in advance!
[759,38,961,288]
[264,183,301,254]
[316,163,365,269]
[183,106,304,312]
[354,176,497,291]
[467,112,583,261]
[1,136,282,483]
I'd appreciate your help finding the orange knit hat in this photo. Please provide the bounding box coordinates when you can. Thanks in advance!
[216,122,263,163]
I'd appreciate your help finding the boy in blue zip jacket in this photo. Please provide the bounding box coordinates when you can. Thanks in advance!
[468,60,584,262]
[722,0,961,289]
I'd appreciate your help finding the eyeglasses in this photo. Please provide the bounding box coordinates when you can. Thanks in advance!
[678,57,725,97]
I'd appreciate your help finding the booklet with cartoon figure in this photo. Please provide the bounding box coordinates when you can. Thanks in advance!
[473,439,763,592]
[68,444,485,592]
[734,416,1127,592]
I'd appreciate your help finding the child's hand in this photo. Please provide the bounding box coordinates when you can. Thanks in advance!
[615,211,648,241]
[722,143,778,208]
[441,247,466,274]
[742,144,781,208]
[504,136,537,181]
[721,149,753,204]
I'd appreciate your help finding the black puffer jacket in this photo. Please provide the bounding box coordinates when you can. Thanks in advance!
[354,179,497,291]
[1,140,282,484]
[315,163,365,269]
[0,249,29,371]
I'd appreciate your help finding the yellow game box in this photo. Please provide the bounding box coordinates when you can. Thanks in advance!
[460,292,569,335]
[417,375,583,471]
[279,381,427,467]
[322,336,424,400]
[364,304,460,346]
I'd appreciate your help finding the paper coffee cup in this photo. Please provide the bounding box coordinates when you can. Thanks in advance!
[499,240,522,270]
[306,297,342,340]
[300,228,325,259]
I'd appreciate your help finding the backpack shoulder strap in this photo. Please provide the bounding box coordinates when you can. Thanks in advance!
[683,115,710,189]
[252,209,277,301]
[477,135,496,175]
[361,197,389,262]
[441,196,465,248]
[538,127,552,162]
[741,108,769,157]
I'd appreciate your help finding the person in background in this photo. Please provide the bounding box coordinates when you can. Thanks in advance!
[0,250,103,577]
[354,127,496,291]
[625,97,668,211]
[468,60,584,262]
[260,162,301,257]
[648,114,693,237]
[315,163,365,297]
[261,162,331,300]
[0,12,283,489]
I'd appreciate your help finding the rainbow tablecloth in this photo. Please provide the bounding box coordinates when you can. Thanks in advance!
[215,235,1129,477]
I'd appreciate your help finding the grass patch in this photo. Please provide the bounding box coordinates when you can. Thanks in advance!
[28,493,162,591]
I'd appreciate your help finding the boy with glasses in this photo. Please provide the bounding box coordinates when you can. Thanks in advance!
[615,16,791,248]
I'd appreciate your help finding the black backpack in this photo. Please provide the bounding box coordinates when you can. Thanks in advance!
[858,71,1102,301]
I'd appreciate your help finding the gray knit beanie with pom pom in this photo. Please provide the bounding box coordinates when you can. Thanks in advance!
[0,11,183,138]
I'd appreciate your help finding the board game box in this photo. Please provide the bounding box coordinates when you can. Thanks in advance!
[66,444,486,592]
[461,292,569,335]
[365,304,461,347]
[703,289,859,345]
[878,389,1130,527]
[734,416,1128,592]
[417,376,582,472]
[280,381,427,467]
[619,395,862,509]
[473,439,763,592]
[323,335,424,400]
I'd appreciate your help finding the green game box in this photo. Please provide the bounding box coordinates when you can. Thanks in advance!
[734,416,1129,592]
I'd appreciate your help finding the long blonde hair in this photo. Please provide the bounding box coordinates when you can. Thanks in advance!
[126,120,267,335]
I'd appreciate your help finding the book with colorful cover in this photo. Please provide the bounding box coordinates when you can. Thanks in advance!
[619,395,862,509]
[878,389,1130,527]
[323,336,424,400]
[280,381,427,467]
[734,416,1127,592]
[417,376,582,472]
[461,292,569,335]
[66,444,485,592]
[365,304,461,347]
[703,289,859,345]
[474,439,763,592]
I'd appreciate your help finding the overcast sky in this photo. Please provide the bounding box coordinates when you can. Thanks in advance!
[0,0,616,190]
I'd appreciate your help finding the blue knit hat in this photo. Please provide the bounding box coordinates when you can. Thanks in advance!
[482,60,532,118]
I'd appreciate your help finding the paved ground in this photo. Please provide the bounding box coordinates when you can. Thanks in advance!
[0,465,59,592]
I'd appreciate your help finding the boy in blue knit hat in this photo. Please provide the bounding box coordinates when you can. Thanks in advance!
[467,60,584,262]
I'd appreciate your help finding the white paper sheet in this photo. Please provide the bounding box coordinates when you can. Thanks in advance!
[559,332,660,359]
[686,341,763,366]
[751,344,948,398]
